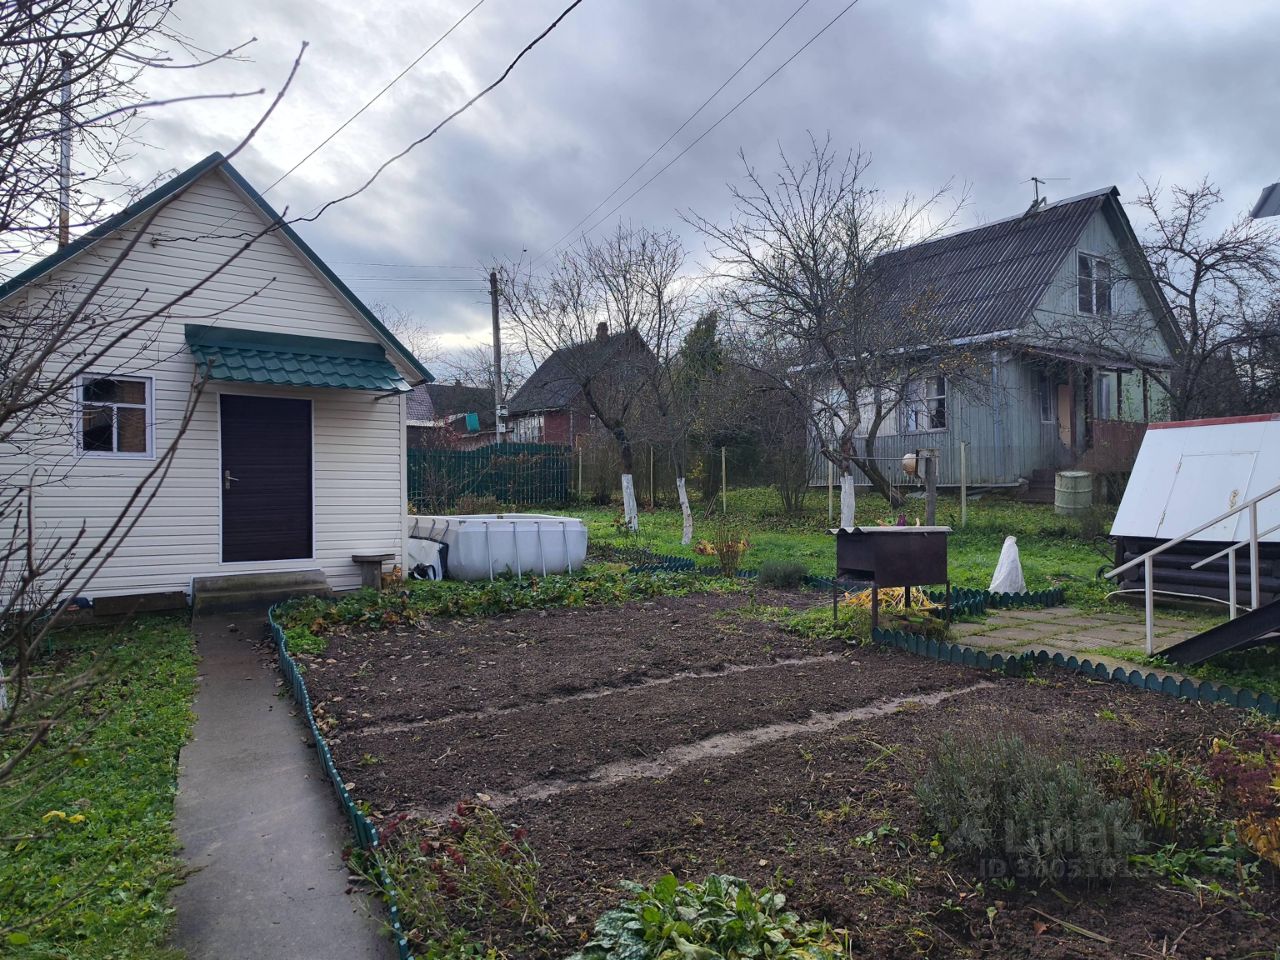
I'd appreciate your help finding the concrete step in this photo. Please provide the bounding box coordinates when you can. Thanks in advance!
[192,569,331,616]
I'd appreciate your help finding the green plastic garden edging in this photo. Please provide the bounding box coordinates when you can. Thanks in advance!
[268,605,415,960]
[871,625,1280,718]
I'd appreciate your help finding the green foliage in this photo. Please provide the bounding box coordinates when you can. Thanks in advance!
[1130,836,1260,897]
[284,623,326,655]
[0,617,196,959]
[567,873,845,960]
[372,805,547,959]
[747,603,871,645]
[278,569,740,636]
[916,734,1141,886]
[756,560,809,589]
[549,488,1116,607]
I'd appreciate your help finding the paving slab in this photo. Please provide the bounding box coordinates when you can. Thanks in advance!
[172,613,392,960]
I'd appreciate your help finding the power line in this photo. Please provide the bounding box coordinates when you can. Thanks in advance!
[262,0,487,196]
[297,0,589,225]
[561,0,862,255]
[533,0,815,263]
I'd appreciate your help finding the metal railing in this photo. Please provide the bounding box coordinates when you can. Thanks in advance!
[1106,479,1280,653]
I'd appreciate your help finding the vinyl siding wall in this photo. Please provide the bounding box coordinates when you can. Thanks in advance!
[6,169,411,599]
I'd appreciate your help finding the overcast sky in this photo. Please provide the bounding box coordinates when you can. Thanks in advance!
[130,0,1280,360]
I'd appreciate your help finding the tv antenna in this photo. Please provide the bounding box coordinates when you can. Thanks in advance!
[1024,176,1070,203]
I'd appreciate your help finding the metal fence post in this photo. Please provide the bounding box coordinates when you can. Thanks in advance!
[721,445,732,514]
[827,460,834,525]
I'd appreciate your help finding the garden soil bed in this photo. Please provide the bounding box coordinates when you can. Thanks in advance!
[310,591,1280,958]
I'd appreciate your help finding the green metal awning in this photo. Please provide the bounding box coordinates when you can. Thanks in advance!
[185,324,411,392]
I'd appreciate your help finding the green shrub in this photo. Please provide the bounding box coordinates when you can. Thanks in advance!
[757,559,809,589]
[284,624,326,655]
[567,874,844,960]
[916,734,1140,886]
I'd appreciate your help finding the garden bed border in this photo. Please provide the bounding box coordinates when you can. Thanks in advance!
[268,604,416,960]
[871,626,1280,718]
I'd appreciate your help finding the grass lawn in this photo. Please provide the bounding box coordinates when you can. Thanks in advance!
[0,616,196,959]
[548,486,1118,605]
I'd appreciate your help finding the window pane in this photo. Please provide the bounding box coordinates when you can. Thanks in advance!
[1077,254,1094,314]
[1094,260,1112,315]
[82,406,114,451]
[117,407,147,452]
[81,377,146,404]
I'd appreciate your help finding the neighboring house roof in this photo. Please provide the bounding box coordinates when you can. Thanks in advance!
[875,187,1176,357]
[509,328,649,414]
[0,152,433,384]
[876,188,1115,341]
[406,382,494,426]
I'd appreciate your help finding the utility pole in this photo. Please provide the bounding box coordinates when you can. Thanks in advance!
[58,51,74,249]
[489,269,504,444]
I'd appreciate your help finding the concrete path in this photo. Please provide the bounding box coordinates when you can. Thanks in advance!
[951,606,1207,683]
[172,612,392,960]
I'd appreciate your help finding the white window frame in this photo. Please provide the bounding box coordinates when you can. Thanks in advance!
[1076,252,1112,316]
[76,373,155,459]
[899,376,947,433]
[511,413,544,444]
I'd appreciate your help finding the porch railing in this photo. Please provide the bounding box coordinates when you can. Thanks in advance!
[1105,479,1280,653]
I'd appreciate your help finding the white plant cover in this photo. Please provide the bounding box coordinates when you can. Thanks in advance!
[989,535,1027,594]
[620,473,639,532]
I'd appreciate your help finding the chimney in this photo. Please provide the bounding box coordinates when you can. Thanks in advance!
[596,321,608,341]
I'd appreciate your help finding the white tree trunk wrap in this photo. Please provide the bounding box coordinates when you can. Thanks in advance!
[839,473,857,529]
[676,476,693,545]
[621,473,639,532]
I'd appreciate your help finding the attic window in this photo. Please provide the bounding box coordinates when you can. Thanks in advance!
[1077,253,1112,315]
[78,375,152,457]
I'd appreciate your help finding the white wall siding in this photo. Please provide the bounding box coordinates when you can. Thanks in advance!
[11,167,416,599]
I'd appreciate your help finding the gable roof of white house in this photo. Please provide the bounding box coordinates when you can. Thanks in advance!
[0,152,434,385]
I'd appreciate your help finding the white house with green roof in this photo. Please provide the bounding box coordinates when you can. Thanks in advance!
[1,153,433,607]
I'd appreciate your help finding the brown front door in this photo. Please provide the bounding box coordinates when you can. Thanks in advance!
[220,394,312,562]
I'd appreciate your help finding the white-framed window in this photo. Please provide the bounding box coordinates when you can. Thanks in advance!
[78,374,153,457]
[511,413,544,443]
[900,376,947,432]
[1077,252,1112,315]
[1036,372,1056,423]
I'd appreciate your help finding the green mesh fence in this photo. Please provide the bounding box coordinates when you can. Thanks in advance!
[408,443,571,512]
[269,606,415,960]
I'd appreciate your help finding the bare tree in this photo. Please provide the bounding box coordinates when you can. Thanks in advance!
[370,302,442,368]
[0,0,292,863]
[436,341,529,399]
[0,0,258,269]
[687,137,962,522]
[500,225,691,532]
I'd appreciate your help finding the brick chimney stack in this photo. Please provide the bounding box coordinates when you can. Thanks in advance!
[596,321,608,341]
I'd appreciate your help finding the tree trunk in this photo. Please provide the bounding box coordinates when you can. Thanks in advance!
[618,436,638,532]
[676,475,693,544]
[839,472,857,528]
